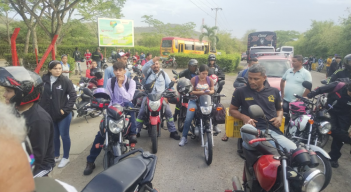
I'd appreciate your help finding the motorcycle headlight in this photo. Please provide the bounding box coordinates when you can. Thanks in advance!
[302,169,325,192]
[108,118,124,134]
[79,83,85,88]
[200,106,212,115]
[149,100,161,111]
[318,121,331,134]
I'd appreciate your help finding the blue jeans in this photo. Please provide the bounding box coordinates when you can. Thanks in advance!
[87,101,137,163]
[97,61,101,68]
[54,113,72,158]
[182,100,197,138]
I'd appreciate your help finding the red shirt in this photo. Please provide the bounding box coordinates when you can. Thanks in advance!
[85,52,92,60]
[134,55,140,60]
[141,58,150,66]
[86,69,103,86]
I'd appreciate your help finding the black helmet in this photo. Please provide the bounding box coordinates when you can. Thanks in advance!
[90,68,103,79]
[188,59,198,66]
[343,54,351,70]
[177,77,193,95]
[208,54,216,61]
[0,66,43,106]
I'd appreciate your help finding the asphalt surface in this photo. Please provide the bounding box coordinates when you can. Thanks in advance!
[42,61,351,192]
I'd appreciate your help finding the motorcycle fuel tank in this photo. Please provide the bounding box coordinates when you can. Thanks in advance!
[253,155,280,191]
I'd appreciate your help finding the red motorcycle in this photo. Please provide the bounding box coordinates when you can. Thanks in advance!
[138,82,176,154]
[229,105,330,192]
[161,56,177,69]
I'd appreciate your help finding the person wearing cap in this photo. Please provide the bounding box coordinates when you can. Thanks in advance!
[0,66,55,177]
[39,61,77,168]
[233,58,258,88]
[91,48,103,68]
[103,52,131,88]
[327,55,342,80]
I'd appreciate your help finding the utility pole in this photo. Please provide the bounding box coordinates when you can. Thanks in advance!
[211,7,222,52]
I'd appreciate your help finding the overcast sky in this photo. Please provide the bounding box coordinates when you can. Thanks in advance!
[121,0,350,38]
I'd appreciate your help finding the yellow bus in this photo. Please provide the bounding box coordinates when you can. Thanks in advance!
[160,37,216,57]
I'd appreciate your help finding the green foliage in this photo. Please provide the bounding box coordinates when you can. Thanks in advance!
[199,25,219,51]
[137,33,163,47]
[170,53,241,72]
[216,31,246,54]
[275,30,300,48]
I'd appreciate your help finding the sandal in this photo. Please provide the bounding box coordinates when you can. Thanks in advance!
[221,135,229,142]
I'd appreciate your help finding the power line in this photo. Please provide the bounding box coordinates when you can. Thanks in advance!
[206,0,216,7]
[189,0,215,19]
[211,0,219,7]
[195,0,211,10]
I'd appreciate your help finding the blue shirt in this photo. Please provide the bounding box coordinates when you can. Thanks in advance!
[103,66,131,88]
[282,68,312,102]
[142,60,171,94]
[318,59,324,65]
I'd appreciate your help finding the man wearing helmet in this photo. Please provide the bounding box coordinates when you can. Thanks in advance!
[329,54,351,83]
[172,59,198,121]
[207,54,225,93]
[307,81,351,168]
[0,66,55,178]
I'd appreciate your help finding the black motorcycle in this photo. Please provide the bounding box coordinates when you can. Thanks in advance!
[82,148,158,192]
[102,58,108,70]
[72,87,102,121]
[186,93,226,165]
[92,88,139,169]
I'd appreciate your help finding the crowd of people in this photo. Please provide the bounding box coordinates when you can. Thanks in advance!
[1,46,351,191]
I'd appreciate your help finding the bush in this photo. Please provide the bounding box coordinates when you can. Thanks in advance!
[171,53,241,72]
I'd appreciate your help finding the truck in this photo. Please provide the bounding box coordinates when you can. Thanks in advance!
[246,31,277,61]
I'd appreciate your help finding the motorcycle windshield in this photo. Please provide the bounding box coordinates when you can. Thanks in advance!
[148,93,162,101]
[199,95,211,107]
[93,88,111,99]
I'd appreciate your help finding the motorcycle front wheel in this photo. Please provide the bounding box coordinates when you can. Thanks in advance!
[151,125,158,154]
[204,132,213,165]
[317,134,330,148]
[103,149,114,170]
[315,151,332,191]
[89,110,102,118]
[177,107,186,133]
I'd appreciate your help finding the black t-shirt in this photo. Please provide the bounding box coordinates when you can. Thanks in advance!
[231,81,282,132]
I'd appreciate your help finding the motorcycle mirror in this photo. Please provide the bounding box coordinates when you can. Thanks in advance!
[169,81,175,88]
[320,80,327,85]
[248,105,265,120]
[237,77,247,84]
[332,100,337,106]
[302,81,312,91]
[172,70,177,75]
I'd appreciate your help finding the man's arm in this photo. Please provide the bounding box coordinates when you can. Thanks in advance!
[270,90,283,128]
[119,79,136,101]
[62,80,77,113]
[103,67,114,88]
[302,71,312,97]
[280,79,286,99]
[307,81,340,98]
[229,89,257,126]
[142,59,154,77]
[164,72,171,89]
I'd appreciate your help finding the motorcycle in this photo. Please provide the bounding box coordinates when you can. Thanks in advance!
[285,81,332,148]
[303,60,309,70]
[102,58,108,70]
[108,51,117,63]
[82,148,158,192]
[135,82,177,154]
[92,88,140,169]
[185,93,226,165]
[72,87,102,121]
[208,68,225,98]
[230,104,332,192]
[161,56,177,69]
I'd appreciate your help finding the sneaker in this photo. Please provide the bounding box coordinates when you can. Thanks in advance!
[55,157,61,163]
[136,132,141,138]
[83,162,95,175]
[170,131,180,140]
[179,137,188,146]
[129,135,138,143]
[58,158,70,168]
[213,125,221,134]
[330,160,339,168]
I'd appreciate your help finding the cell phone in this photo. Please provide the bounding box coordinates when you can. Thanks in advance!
[205,90,210,93]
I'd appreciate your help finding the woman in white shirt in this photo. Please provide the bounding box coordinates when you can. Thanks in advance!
[61,55,70,78]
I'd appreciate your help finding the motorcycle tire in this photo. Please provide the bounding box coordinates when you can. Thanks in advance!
[317,134,329,148]
[102,64,108,70]
[151,125,158,154]
[89,110,102,118]
[315,151,332,191]
[103,150,114,170]
[178,107,186,133]
[237,138,246,160]
[204,132,213,165]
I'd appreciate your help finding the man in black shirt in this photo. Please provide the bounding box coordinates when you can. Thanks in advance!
[230,65,296,151]
[91,47,103,68]
[0,66,55,177]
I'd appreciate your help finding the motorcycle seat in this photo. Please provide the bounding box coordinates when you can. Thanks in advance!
[76,100,90,110]
[82,157,147,192]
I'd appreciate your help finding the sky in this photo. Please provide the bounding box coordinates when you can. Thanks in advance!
[120,0,350,38]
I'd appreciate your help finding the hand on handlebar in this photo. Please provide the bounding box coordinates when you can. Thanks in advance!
[269,117,282,128]
[244,118,257,127]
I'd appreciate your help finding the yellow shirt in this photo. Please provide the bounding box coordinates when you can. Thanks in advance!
[326,58,332,67]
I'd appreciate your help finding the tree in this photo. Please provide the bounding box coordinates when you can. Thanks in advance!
[199,25,219,52]
[77,0,126,38]
[275,30,300,48]
[137,33,163,47]
[0,0,17,45]
[241,29,256,47]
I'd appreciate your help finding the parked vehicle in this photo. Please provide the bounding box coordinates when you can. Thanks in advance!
[92,88,139,169]
[82,148,158,192]
[280,46,294,57]
[102,58,108,70]
[133,82,177,154]
[241,52,247,61]
[161,56,177,69]
[230,105,331,192]
[72,87,102,121]
[185,93,226,165]
[247,31,277,61]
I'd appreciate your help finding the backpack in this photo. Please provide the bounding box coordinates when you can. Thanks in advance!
[144,70,166,91]
[110,77,130,95]
[241,69,248,77]
[212,103,226,124]
[194,76,211,89]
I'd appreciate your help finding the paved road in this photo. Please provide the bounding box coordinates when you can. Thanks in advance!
[47,61,351,192]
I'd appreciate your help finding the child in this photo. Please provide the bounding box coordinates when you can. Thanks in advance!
[86,61,104,87]
[85,49,92,69]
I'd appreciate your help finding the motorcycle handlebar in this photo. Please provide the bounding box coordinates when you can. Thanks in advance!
[124,107,140,112]
[241,127,262,137]
[248,138,269,145]
[294,94,313,105]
